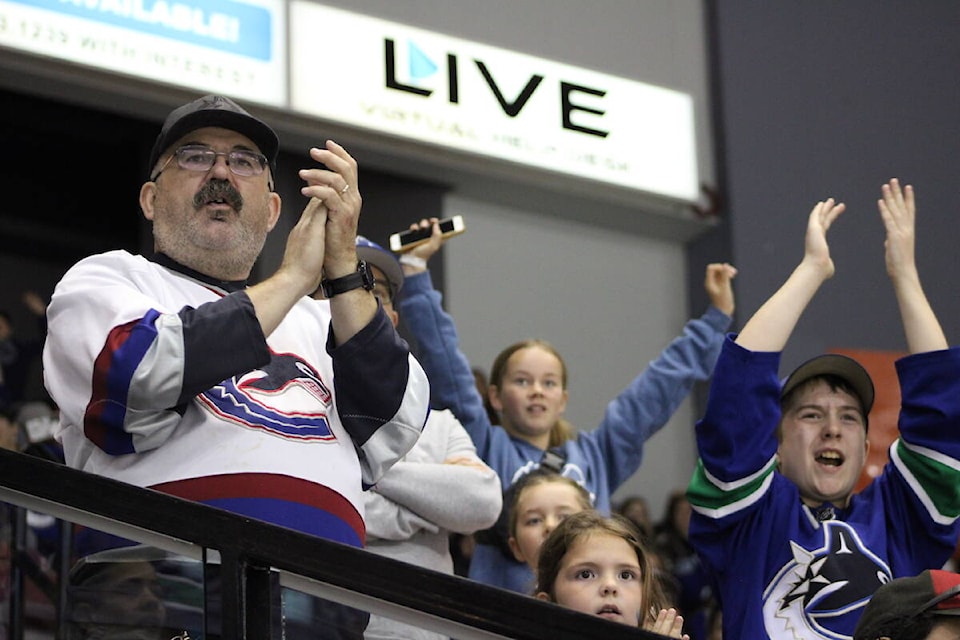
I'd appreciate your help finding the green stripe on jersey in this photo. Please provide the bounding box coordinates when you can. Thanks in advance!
[897,441,960,519]
[688,458,776,517]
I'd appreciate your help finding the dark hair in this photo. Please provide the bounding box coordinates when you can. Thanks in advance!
[472,367,500,427]
[535,511,668,626]
[779,373,869,436]
[615,495,653,541]
[489,339,576,447]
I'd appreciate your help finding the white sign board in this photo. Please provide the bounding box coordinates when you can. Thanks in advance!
[0,0,286,105]
[290,3,698,201]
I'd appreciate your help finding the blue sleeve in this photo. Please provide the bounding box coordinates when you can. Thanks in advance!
[397,271,495,458]
[328,304,420,445]
[885,347,960,525]
[590,306,732,491]
[695,336,781,483]
[178,291,270,403]
[895,347,960,457]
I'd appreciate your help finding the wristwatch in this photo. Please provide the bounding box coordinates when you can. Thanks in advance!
[320,260,376,298]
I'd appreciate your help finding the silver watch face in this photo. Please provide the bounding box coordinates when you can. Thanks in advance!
[359,260,376,289]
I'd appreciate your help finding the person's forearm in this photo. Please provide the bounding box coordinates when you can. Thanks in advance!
[398,271,493,452]
[328,288,378,346]
[374,461,501,532]
[246,269,311,338]
[891,272,947,353]
[736,261,828,352]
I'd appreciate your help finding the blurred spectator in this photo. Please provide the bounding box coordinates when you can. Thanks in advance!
[0,408,19,452]
[616,495,654,543]
[0,291,48,409]
[17,401,62,463]
[655,489,714,640]
[706,603,723,640]
[449,533,475,577]
[65,547,203,640]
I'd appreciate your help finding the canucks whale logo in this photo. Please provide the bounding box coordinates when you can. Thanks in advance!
[198,351,334,441]
[762,521,890,639]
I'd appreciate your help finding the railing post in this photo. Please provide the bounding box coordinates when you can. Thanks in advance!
[244,562,273,638]
[214,548,273,639]
[8,506,26,640]
[56,520,73,640]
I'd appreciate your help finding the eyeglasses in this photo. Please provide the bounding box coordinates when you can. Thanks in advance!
[372,283,394,306]
[152,145,269,181]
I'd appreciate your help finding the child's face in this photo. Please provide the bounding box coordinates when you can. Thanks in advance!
[0,416,17,451]
[538,532,644,627]
[777,380,869,509]
[509,482,587,569]
[490,346,568,446]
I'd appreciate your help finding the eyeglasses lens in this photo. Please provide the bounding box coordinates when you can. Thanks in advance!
[176,146,266,177]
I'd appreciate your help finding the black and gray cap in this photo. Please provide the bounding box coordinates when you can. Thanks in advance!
[147,94,279,179]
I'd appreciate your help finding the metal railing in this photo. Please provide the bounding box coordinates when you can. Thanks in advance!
[0,449,663,639]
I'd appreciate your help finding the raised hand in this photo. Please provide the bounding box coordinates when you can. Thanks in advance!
[401,218,446,274]
[704,263,738,316]
[877,179,946,354]
[298,140,362,279]
[645,608,689,640]
[802,198,846,280]
[735,197,846,352]
[877,178,917,282]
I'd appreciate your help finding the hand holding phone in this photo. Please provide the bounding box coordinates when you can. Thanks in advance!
[389,215,465,253]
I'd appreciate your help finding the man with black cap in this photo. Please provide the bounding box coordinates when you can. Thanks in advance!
[854,569,960,640]
[43,95,429,633]
[687,179,960,640]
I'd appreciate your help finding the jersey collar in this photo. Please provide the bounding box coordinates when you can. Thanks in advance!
[149,252,249,293]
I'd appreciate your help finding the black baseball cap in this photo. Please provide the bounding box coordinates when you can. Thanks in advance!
[854,570,960,639]
[780,354,875,417]
[147,95,279,179]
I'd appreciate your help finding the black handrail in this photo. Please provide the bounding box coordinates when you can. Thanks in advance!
[0,449,665,639]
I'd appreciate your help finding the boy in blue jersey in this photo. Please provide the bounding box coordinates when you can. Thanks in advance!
[687,180,960,639]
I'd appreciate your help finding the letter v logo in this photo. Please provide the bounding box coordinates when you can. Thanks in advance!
[408,41,437,79]
[385,38,435,96]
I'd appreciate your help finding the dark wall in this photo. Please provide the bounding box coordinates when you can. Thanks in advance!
[1,87,445,283]
[705,1,960,371]
[0,90,149,267]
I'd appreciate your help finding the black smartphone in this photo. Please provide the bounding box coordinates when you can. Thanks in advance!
[389,215,465,252]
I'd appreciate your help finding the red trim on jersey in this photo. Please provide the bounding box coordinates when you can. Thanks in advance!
[150,473,364,538]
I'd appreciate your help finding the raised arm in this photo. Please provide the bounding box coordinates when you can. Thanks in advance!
[735,199,846,352]
[705,262,738,316]
[878,179,947,354]
[248,141,376,344]
[396,219,496,454]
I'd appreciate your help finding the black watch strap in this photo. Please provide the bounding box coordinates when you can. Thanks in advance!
[320,260,376,298]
